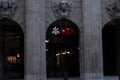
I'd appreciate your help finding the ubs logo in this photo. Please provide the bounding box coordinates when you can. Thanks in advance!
[52,26,75,35]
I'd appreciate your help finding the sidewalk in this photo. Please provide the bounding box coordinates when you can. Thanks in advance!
[8,77,80,80]
[48,77,80,80]
[8,76,119,80]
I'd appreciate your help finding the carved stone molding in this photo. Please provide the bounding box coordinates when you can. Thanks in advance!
[106,0,120,20]
[0,0,17,19]
[52,0,73,19]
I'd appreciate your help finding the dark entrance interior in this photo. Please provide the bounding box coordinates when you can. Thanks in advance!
[102,18,120,76]
[0,18,24,79]
[46,18,80,77]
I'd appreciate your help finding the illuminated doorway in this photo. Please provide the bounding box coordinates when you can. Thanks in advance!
[102,18,120,76]
[0,18,24,79]
[46,18,80,77]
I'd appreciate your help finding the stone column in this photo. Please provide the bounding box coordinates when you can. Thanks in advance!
[25,0,46,80]
[81,0,103,80]
[0,26,4,80]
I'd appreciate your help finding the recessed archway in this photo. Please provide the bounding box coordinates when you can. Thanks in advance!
[46,18,80,78]
[102,18,120,76]
[0,18,24,79]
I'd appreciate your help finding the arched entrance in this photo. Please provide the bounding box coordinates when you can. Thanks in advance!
[0,18,24,79]
[46,18,80,78]
[102,18,120,77]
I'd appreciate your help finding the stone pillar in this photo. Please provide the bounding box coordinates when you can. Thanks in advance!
[0,26,4,80]
[81,0,103,80]
[25,0,46,80]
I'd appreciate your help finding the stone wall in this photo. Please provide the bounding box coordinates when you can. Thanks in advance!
[101,0,111,27]
[11,0,113,80]
[45,0,82,30]
[13,0,25,33]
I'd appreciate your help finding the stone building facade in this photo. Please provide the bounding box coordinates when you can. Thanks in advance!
[0,0,119,80]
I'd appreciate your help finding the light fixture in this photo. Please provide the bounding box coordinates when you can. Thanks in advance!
[45,40,49,43]
[56,49,71,56]
[66,51,71,54]
[16,52,20,58]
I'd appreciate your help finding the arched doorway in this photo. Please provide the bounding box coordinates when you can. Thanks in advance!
[46,18,80,78]
[0,18,24,79]
[102,18,120,77]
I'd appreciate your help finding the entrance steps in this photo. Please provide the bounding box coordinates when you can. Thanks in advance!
[8,79,23,80]
[48,77,80,80]
[8,76,119,80]
[8,77,80,80]
[104,76,119,80]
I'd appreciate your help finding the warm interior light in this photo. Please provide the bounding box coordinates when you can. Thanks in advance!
[62,52,66,55]
[56,53,60,56]
[16,52,20,58]
[55,50,71,67]
[56,50,71,56]
[7,56,16,63]
[66,51,71,54]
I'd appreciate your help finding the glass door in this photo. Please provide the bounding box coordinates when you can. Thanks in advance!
[4,30,24,79]
[0,18,24,79]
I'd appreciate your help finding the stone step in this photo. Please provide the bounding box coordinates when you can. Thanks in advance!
[104,76,119,80]
[8,79,23,80]
[48,77,80,80]
[8,77,80,80]
[8,76,119,80]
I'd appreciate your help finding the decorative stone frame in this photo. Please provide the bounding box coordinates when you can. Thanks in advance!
[52,0,73,19]
[0,0,17,18]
